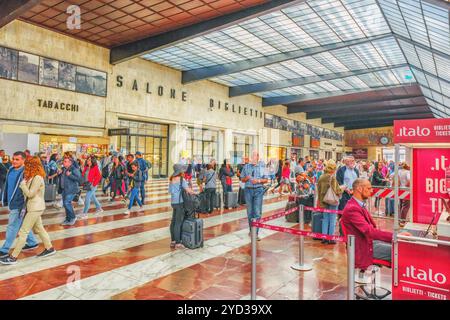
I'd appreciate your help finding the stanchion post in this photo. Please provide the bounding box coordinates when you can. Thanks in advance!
[251,218,257,300]
[291,205,312,271]
[347,235,355,300]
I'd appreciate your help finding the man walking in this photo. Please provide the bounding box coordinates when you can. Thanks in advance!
[240,151,268,241]
[135,152,148,204]
[0,151,39,257]
[59,157,81,226]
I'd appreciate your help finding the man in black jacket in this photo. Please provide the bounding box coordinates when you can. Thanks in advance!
[336,156,360,210]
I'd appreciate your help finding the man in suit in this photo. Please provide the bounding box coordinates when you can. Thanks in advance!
[341,178,411,271]
[336,156,360,210]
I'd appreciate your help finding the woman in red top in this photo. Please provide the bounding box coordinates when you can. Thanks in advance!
[79,156,103,219]
[277,160,292,195]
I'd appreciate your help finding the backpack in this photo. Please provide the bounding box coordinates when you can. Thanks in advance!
[101,165,109,179]
[180,178,201,216]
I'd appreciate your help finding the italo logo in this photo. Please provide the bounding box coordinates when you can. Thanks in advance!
[403,265,447,284]
[397,126,431,137]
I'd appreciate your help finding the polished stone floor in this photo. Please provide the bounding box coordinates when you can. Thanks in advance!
[0,179,393,300]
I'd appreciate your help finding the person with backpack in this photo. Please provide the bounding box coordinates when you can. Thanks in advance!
[135,152,148,204]
[124,162,144,215]
[168,164,195,249]
[58,156,82,226]
[109,155,126,203]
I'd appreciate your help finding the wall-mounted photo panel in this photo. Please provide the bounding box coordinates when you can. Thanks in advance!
[18,51,39,84]
[0,47,18,80]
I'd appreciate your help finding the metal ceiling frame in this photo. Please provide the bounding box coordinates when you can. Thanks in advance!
[110,0,307,64]
[332,112,434,126]
[322,106,430,123]
[228,63,409,97]
[181,33,393,84]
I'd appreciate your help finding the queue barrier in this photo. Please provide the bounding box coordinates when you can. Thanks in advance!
[248,204,356,300]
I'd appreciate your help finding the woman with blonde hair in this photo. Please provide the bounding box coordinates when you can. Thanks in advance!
[0,156,56,265]
[316,159,343,245]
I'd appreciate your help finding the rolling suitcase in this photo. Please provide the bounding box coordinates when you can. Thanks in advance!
[224,191,238,209]
[311,212,323,240]
[214,192,221,209]
[238,188,246,205]
[198,192,208,213]
[181,217,204,249]
[285,201,299,223]
[44,183,57,202]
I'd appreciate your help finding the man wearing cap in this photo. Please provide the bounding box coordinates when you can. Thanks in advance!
[135,152,148,204]
[240,151,268,241]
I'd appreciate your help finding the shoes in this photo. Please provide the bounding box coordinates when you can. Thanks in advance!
[256,236,261,241]
[22,243,39,251]
[95,208,104,214]
[321,239,329,244]
[170,241,176,249]
[76,213,88,220]
[123,210,130,215]
[37,248,56,258]
[61,218,77,226]
[175,243,185,249]
[139,205,143,210]
[0,252,9,259]
[0,255,17,265]
[328,240,337,244]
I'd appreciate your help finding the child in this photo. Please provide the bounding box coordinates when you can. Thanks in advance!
[278,161,292,195]
[124,162,143,215]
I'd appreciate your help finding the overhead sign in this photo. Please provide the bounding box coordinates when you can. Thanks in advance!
[394,118,450,144]
[413,148,450,224]
[108,128,130,136]
[352,148,368,160]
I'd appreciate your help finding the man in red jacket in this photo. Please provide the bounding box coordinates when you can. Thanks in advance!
[342,178,411,271]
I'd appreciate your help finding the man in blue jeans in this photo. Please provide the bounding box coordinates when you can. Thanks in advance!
[135,152,148,204]
[0,151,38,258]
[240,151,268,241]
[59,157,81,226]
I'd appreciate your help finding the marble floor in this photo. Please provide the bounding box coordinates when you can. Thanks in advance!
[0,179,394,300]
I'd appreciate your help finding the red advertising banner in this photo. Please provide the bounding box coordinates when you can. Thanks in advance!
[392,241,450,300]
[413,148,450,224]
[394,118,450,144]
[352,148,368,160]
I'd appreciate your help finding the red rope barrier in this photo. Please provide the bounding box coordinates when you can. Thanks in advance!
[303,206,342,215]
[252,221,345,242]
[259,205,299,223]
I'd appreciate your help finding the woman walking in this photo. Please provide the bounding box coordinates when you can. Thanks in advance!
[317,160,343,244]
[278,160,292,195]
[78,156,103,219]
[219,160,234,208]
[168,164,195,249]
[110,156,126,203]
[0,156,56,265]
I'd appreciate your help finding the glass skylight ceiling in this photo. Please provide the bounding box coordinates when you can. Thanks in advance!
[141,0,449,117]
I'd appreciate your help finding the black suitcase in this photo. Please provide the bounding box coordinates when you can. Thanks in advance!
[238,188,246,205]
[198,192,208,213]
[311,212,323,239]
[181,217,204,249]
[224,192,238,208]
[285,201,299,223]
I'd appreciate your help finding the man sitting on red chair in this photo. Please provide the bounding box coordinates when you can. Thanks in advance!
[342,178,411,270]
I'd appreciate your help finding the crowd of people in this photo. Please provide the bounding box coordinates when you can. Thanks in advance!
[0,147,411,267]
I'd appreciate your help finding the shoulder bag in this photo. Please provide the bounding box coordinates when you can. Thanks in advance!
[20,176,36,219]
[323,175,340,206]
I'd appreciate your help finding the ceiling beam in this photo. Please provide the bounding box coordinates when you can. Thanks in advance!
[182,33,392,84]
[306,103,428,119]
[344,121,398,130]
[333,112,434,126]
[229,63,408,97]
[287,94,424,113]
[263,84,415,107]
[421,0,450,10]
[110,0,306,64]
[0,0,42,29]
[396,34,450,60]
[321,106,430,123]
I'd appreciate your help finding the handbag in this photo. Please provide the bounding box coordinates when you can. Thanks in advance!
[323,175,340,206]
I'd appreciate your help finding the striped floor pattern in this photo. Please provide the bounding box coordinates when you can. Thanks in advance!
[0,178,392,300]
